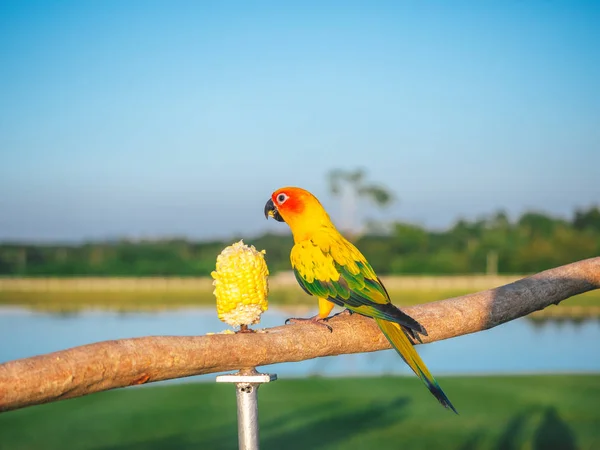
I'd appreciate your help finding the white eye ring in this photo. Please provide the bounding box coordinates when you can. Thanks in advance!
[276,193,288,204]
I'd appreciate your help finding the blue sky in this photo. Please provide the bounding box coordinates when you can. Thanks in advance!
[1,1,598,242]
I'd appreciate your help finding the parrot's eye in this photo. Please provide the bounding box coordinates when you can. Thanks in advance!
[276,193,288,204]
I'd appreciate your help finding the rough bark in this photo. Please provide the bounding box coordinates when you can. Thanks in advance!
[1,257,598,413]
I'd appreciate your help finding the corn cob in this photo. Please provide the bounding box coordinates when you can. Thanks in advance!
[211,240,269,330]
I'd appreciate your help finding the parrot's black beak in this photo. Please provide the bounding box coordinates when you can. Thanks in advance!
[264,198,285,222]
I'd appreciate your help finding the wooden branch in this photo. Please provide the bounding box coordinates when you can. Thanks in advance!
[1,257,599,413]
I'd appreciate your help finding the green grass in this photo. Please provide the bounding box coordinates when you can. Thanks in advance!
[0,289,217,311]
[0,287,465,311]
[1,287,599,318]
[0,375,598,449]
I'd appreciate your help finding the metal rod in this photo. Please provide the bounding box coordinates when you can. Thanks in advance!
[236,382,260,450]
[216,370,277,450]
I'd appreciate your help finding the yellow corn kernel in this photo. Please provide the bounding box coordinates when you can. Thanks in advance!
[211,240,269,329]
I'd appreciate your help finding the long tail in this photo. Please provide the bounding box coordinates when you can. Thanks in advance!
[376,318,458,414]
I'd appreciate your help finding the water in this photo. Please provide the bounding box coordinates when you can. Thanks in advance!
[1,307,599,383]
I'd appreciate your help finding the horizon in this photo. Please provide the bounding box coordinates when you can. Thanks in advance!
[0,202,596,245]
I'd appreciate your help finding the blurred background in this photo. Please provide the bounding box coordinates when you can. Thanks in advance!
[0,1,599,449]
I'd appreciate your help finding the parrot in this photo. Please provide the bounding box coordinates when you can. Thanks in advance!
[264,186,457,414]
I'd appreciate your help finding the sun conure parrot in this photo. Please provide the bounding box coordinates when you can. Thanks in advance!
[264,186,457,413]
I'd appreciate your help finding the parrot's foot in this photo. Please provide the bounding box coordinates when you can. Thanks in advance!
[285,315,333,333]
[237,324,255,334]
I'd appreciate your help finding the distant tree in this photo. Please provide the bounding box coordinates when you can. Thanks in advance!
[518,212,563,238]
[327,168,394,237]
[2,205,600,277]
[573,206,600,232]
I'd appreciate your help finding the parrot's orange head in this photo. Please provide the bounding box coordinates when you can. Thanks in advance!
[264,187,333,238]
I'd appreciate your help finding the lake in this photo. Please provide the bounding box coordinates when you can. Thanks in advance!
[1,307,599,383]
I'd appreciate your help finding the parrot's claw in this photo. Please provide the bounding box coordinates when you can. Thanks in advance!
[285,315,333,333]
[322,308,354,322]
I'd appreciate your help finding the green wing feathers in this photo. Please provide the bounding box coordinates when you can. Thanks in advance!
[377,318,458,414]
[291,232,426,335]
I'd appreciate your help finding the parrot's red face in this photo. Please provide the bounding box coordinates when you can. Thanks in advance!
[264,187,332,240]
[264,187,309,223]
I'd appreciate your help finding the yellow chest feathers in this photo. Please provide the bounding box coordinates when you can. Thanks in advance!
[290,230,369,283]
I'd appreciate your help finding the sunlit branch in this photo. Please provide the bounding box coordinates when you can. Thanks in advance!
[0,257,598,413]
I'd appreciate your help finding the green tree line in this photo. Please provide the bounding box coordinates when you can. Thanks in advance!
[1,207,598,277]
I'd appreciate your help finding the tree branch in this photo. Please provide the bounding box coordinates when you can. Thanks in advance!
[1,257,599,413]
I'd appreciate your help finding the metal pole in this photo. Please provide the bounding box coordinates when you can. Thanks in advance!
[236,382,260,449]
[216,369,277,450]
